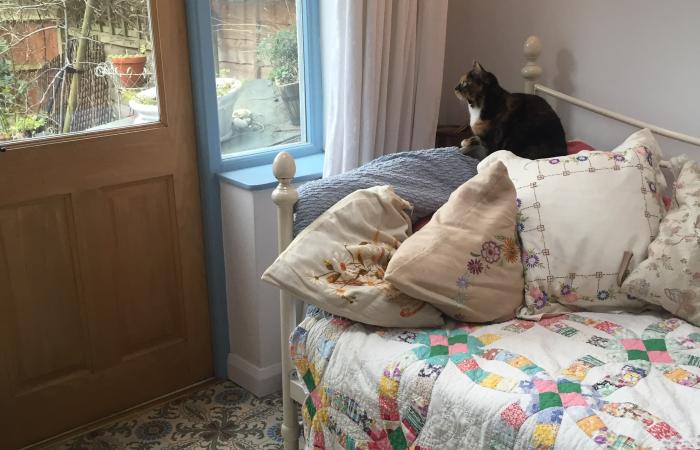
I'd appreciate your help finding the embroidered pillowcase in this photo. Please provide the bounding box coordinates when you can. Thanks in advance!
[261,186,444,328]
[622,160,700,325]
[384,161,524,322]
[478,129,667,317]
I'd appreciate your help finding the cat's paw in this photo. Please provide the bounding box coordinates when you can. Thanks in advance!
[460,136,481,154]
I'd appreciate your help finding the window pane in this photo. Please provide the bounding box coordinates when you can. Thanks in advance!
[210,0,304,157]
[0,0,158,146]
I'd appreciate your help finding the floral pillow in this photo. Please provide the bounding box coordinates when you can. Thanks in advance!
[622,159,700,325]
[262,186,444,328]
[384,161,524,322]
[478,129,667,318]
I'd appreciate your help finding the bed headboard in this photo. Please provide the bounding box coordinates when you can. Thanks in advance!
[521,36,700,147]
[269,35,700,450]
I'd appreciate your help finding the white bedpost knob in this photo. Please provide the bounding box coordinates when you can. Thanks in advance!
[272,151,298,208]
[272,151,296,183]
[523,35,542,60]
[521,35,542,94]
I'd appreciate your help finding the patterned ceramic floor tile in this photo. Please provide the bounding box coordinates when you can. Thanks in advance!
[47,381,283,450]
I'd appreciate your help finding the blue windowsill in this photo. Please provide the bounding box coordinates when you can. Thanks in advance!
[218,151,324,190]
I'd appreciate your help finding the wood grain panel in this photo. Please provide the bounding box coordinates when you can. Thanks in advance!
[0,195,91,392]
[104,176,186,358]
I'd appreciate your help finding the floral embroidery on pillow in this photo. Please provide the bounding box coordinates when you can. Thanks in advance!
[522,250,544,270]
[527,284,620,312]
[311,230,427,318]
[455,234,521,305]
[664,288,697,318]
[312,241,396,302]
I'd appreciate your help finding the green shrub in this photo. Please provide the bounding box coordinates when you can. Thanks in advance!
[257,28,298,85]
[11,114,46,135]
[0,40,30,134]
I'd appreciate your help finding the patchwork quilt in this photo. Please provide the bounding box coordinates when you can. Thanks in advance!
[290,310,700,449]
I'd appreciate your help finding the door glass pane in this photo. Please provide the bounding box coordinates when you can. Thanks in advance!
[210,0,304,157]
[0,0,158,146]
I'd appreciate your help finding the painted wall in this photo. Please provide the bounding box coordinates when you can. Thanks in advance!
[220,180,307,396]
[440,0,700,158]
[221,182,283,396]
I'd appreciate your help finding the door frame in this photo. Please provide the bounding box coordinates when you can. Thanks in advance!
[184,0,323,377]
[184,0,229,378]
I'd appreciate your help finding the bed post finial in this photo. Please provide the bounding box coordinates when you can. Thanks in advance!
[521,35,542,94]
[271,151,300,450]
[272,151,298,210]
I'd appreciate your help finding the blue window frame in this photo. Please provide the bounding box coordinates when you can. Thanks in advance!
[188,0,323,173]
[185,0,323,377]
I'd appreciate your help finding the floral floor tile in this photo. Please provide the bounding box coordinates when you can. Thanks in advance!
[47,381,283,450]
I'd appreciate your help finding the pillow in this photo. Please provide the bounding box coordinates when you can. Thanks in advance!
[478,129,667,318]
[384,161,524,322]
[262,186,444,327]
[293,147,479,235]
[621,159,700,325]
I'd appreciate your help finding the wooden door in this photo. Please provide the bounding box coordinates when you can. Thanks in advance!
[0,2,212,447]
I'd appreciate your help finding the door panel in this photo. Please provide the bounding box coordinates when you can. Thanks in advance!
[106,176,186,356]
[0,196,91,393]
[0,2,212,447]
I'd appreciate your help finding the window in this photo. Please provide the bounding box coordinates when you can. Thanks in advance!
[189,0,322,171]
[210,0,303,157]
[0,0,159,146]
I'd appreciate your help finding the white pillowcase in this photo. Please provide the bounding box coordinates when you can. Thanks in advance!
[385,161,525,323]
[478,129,667,317]
[262,186,444,327]
[622,159,700,325]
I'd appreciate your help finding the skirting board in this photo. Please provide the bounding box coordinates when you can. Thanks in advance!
[227,353,282,397]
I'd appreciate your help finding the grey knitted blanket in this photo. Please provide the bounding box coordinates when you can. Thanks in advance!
[293,147,479,235]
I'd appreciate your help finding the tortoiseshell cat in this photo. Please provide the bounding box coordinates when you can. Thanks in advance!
[454,61,567,160]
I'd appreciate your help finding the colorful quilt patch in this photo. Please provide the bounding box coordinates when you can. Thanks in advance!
[502,321,534,334]
[532,423,558,448]
[501,403,528,428]
[560,392,587,408]
[539,392,563,409]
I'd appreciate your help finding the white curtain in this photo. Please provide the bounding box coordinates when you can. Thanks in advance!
[320,0,449,177]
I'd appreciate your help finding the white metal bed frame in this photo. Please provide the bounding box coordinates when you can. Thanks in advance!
[269,35,700,450]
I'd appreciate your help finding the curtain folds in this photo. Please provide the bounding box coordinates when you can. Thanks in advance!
[321,0,449,177]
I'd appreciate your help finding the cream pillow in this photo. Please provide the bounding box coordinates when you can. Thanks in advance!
[384,161,524,322]
[622,159,700,325]
[261,186,444,327]
[478,129,667,317]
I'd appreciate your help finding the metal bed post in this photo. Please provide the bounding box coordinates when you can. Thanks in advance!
[522,35,542,94]
[272,151,300,450]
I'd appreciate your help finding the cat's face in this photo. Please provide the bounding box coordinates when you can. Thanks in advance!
[454,61,497,108]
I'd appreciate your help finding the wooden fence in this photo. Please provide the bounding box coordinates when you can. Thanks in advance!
[210,0,296,80]
[2,7,148,70]
[2,4,148,132]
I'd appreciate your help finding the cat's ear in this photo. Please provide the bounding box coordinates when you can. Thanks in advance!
[472,60,484,73]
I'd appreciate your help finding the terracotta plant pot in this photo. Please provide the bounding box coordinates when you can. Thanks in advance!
[111,55,147,88]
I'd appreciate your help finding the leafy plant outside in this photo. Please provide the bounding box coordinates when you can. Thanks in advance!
[257,28,298,85]
[0,39,36,136]
[216,82,236,98]
[11,114,46,135]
